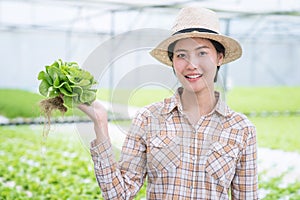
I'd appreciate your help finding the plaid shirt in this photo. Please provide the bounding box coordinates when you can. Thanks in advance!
[90,88,258,199]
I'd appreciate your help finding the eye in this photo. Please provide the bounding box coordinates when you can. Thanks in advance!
[198,51,207,56]
[176,53,187,58]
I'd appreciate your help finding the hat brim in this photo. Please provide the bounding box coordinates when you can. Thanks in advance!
[150,31,242,66]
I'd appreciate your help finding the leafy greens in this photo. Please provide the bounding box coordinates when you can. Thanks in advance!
[38,59,97,108]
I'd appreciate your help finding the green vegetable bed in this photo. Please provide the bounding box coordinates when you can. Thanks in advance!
[0,125,146,199]
[0,125,102,199]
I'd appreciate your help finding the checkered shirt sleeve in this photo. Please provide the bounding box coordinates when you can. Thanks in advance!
[231,126,258,199]
[90,110,148,200]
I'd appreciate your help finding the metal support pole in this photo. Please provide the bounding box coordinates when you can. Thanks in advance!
[223,18,231,92]
[65,6,82,60]
[109,10,115,100]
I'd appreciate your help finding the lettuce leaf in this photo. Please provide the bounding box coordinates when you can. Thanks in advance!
[37,59,98,108]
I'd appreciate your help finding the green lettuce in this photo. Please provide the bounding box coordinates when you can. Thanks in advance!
[38,59,97,108]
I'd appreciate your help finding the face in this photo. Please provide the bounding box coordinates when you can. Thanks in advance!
[172,37,223,94]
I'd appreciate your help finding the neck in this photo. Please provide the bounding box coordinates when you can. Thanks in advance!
[181,88,216,116]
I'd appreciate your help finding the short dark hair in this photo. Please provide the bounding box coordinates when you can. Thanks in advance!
[167,42,176,62]
[208,39,225,58]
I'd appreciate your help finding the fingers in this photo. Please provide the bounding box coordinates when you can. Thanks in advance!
[77,103,89,111]
[77,101,108,123]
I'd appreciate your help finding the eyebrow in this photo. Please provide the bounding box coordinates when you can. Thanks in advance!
[174,45,210,53]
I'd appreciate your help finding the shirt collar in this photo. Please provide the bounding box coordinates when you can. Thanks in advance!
[161,87,183,115]
[214,91,230,117]
[161,87,230,117]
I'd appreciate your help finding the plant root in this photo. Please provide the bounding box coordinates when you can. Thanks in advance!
[39,95,67,140]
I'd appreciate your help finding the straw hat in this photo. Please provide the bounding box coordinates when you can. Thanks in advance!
[150,7,242,66]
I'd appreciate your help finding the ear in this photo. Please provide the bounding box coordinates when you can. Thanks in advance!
[217,52,224,66]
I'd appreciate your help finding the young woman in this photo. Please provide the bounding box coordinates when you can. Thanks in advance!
[79,7,258,200]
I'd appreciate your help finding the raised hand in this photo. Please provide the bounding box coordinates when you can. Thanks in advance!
[78,100,109,144]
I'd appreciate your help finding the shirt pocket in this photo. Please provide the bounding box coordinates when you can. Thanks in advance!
[205,142,239,188]
[148,134,181,172]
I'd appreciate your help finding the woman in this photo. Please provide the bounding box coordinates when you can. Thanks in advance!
[79,7,258,199]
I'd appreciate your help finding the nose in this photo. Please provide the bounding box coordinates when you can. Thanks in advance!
[186,55,199,70]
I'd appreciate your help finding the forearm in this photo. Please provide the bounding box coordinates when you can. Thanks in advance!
[91,140,128,199]
[77,100,110,144]
[80,101,146,199]
[91,139,144,200]
[231,127,258,199]
[93,120,109,145]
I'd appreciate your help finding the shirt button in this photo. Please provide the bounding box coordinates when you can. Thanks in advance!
[192,156,196,160]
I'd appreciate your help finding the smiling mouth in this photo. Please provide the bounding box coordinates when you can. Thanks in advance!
[185,74,203,79]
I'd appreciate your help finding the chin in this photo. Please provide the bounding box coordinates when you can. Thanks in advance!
[184,83,214,94]
[184,86,203,93]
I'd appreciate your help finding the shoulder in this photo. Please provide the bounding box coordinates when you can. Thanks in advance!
[220,108,257,150]
[134,90,177,117]
[128,100,166,136]
[134,100,165,119]
[226,110,255,130]
[223,108,257,144]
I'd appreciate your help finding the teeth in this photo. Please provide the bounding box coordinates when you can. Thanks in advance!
[186,75,201,79]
